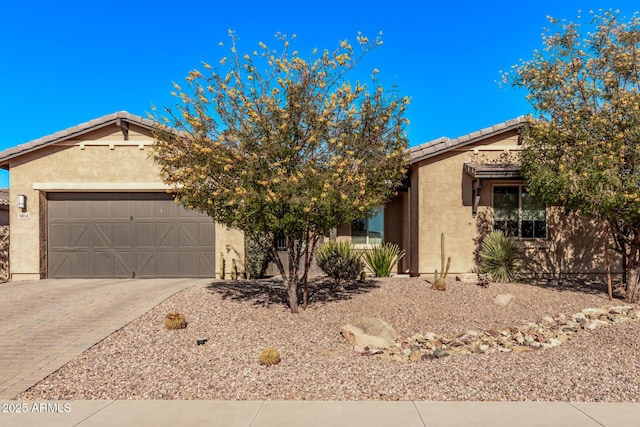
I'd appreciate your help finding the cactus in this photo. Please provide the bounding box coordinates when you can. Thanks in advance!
[218,252,225,279]
[231,259,238,280]
[164,311,187,330]
[258,347,281,366]
[433,233,451,291]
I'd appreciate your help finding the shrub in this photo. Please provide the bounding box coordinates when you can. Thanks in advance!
[363,243,405,277]
[259,348,281,366]
[478,231,521,282]
[245,232,273,279]
[316,241,363,287]
[164,311,187,330]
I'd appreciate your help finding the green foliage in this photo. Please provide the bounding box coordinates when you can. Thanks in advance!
[433,232,451,291]
[164,311,187,330]
[218,252,225,279]
[244,232,273,279]
[504,10,640,300]
[152,31,409,313]
[316,241,364,286]
[363,243,405,277]
[258,348,281,366]
[478,231,520,283]
[231,259,237,280]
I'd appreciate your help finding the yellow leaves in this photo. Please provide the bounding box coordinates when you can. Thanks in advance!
[259,41,267,49]
[303,207,311,213]
[172,82,182,91]
[340,40,348,48]
[223,164,233,172]
[220,57,227,65]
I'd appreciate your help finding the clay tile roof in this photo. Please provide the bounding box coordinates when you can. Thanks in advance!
[0,111,156,167]
[409,116,528,164]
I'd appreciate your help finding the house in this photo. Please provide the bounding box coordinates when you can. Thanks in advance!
[378,116,615,279]
[0,112,614,282]
[0,112,244,281]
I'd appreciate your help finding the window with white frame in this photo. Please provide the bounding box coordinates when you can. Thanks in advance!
[351,209,384,245]
[493,186,546,238]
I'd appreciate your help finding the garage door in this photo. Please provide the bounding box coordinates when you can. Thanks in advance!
[47,192,216,278]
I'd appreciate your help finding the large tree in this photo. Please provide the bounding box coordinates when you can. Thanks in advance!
[506,10,640,301]
[152,32,409,313]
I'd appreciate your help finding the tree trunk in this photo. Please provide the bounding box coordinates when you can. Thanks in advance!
[605,226,612,301]
[303,231,309,310]
[624,232,640,303]
[287,277,299,314]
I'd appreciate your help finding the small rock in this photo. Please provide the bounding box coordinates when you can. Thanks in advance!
[513,346,532,353]
[493,293,515,308]
[433,348,449,359]
[484,329,501,339]
[585,319,609,330]
[547,338,561,347]
[409,350,423,362]
[456,273,478,283]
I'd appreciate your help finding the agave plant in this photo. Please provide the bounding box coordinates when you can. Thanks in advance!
[478,231,521,282]
[363,243,405,277]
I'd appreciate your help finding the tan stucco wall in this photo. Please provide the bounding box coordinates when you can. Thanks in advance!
[8,124,244,280]
[416,132,521,274]
[415,130,620,278]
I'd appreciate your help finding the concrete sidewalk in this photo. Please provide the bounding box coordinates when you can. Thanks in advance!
[1,401,639,427]
[0,278,208,400]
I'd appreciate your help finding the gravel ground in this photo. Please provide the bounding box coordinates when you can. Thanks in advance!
[18,277,640,401]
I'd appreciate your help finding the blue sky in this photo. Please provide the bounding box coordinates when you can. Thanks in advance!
[0,0,638,188]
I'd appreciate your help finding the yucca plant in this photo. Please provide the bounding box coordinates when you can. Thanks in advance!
[316,241,363,287]
[363,243,405,277]
[478,231,521,282]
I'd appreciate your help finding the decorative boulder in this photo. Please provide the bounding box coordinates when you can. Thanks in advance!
[341,318,397,349]
[493,293,515,308]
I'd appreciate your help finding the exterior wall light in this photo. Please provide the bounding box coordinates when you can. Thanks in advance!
[17,194,26,210]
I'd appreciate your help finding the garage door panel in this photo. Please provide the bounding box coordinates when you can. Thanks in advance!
[199,223,215,246]
[113,223,132,247]
[155,223,173,247]
[48,192,216,278]
[135,222,155,247]
[94,223,113,248]
[68,202,88,219]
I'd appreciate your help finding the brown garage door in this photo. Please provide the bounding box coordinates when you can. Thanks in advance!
[47,192,215,278]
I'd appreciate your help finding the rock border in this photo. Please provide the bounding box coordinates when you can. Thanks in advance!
[353,305,640,362]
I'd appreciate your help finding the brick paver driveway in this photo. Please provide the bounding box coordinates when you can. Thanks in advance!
[0,278,211,399]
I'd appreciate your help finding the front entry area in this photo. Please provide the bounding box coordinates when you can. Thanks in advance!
[47,192,216,278]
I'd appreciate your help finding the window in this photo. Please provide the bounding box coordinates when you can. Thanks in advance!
[493,186,546,238]
[351,209,384,245]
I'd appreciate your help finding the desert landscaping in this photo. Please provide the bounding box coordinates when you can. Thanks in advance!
[17,276,640,402]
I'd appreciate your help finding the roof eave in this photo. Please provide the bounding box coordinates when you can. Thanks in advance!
[409,116,528,165]
[0,112,156,167]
